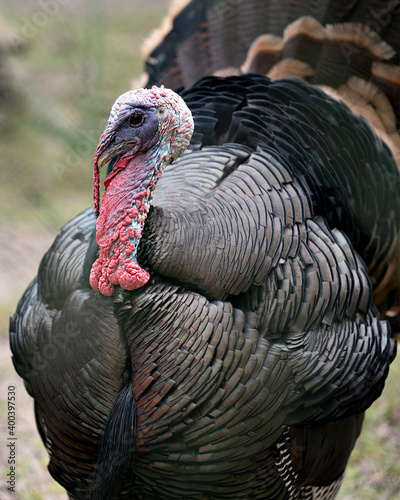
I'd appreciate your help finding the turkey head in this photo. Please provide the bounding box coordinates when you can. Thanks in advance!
[90,86,194,296]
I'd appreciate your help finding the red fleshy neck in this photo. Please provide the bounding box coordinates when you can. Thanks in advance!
[90,157,154,295]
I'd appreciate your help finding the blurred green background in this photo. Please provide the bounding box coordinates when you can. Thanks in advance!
[0,1,399,498]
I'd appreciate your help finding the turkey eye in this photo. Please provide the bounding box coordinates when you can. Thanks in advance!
[129,112,144,127]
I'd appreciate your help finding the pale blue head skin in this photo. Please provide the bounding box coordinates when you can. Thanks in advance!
[94,86,194,215]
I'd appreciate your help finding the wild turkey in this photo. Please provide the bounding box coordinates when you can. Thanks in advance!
[9,0,400,499]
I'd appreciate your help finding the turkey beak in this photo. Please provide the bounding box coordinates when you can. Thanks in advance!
[94,132,119,171]
[95,150,110,171]
[95,143,123,171]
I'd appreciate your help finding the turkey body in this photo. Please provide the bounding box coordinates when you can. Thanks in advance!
[10,2,400,499]
[10,74,399,500]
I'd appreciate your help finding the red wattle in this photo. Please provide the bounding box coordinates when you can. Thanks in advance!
[90,158,153,295]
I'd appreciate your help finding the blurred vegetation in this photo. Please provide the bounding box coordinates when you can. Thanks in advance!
[339,358,400,499]
[0,1,399,499]
[0,0,169,230]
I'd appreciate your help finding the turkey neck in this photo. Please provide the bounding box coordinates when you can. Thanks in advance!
[90,152,163,296]
[97,155,156,243]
